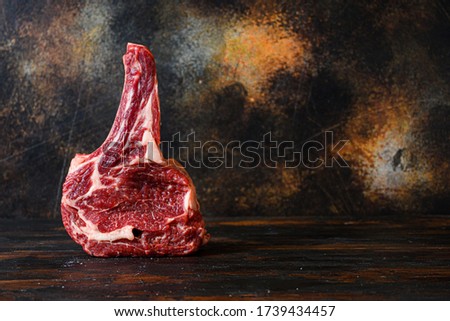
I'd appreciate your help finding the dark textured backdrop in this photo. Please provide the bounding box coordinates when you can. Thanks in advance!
[1,0,449,219]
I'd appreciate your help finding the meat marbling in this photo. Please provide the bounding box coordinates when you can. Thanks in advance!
[61,43,209,257]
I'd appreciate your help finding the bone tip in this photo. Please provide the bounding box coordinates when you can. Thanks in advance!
[127,43,152,55]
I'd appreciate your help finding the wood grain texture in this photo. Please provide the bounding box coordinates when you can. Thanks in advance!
[1,216,450,300]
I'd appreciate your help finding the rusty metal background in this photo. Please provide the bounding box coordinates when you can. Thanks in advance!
[1,0,449,218]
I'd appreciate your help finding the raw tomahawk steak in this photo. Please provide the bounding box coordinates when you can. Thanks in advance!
[61,43,209,257]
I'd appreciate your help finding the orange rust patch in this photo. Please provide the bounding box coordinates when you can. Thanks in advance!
[213,10,309,103]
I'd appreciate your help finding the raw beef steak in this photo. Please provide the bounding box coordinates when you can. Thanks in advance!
[61,43,209,257]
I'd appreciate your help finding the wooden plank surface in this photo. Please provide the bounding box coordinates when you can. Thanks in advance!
[1,216,450,300]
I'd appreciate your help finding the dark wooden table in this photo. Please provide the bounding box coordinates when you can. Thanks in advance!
[1,216,450,300]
